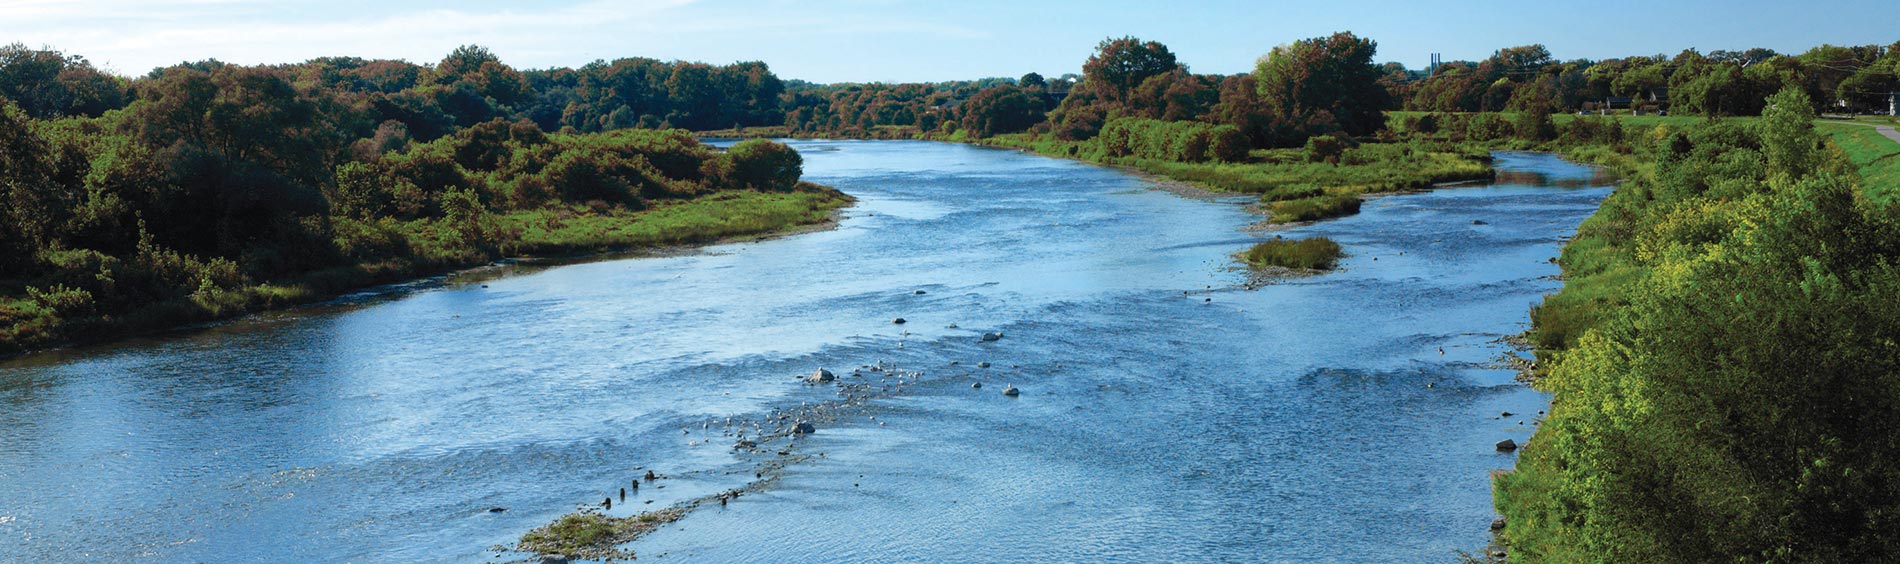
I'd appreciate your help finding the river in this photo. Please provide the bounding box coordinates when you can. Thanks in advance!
[0,142,1612,563]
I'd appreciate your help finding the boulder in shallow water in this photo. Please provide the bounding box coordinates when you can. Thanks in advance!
[807,369,836,383]
[982,332,1003,342]
[977,362,991,368]
[1496,439,1518,452]
[1491,517,1507,531]
[892,317,907,324]
[1003,385,1021,397]
[733,439,757,450]
[793,421,816,434]
[971,382,982,389]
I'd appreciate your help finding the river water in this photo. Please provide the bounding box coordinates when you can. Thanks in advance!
[0,143,1612,563]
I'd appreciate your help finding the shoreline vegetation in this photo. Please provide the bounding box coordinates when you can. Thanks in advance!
[6,28,1900,564]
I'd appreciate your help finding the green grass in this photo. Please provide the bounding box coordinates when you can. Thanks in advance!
[518,513,625,555]
[1266,194,1364,223]
[1817,122,1900,202]
[500,187,853,255]
[1240,237,1344,270]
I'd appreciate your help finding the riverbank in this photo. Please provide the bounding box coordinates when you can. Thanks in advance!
[0,186,854,359]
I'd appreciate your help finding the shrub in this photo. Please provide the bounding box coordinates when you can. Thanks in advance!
[1099,117,1252,162]
[1304,134,1351,163]
[726,139,803,190]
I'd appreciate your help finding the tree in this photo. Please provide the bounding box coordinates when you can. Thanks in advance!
[958,85,1046,137]
[0,44,127,118]
[1019,72,1046,90]
[1080,37,1180,105]
[1253,32,1391,142]
[1760,86,1817,180]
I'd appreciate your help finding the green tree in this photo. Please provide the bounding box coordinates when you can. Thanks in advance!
[1253,32,1391,141]
[1080,36,1180,105]
[1760,86,1817,180]
[958,85,1045,137]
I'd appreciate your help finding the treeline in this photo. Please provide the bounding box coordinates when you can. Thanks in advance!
[1398,43,1900,116]
[0,44,831,354]
[807,36,1900,152]
[1494,89,1900,564]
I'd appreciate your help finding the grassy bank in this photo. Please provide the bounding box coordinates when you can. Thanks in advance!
[1489,92,1900,562]
[0,187,852,357]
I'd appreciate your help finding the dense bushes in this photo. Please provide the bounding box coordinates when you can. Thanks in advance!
[725,138,804,190]
[1098,117,1248,162]
[0,68,830,354]
[1497,88,1900,563]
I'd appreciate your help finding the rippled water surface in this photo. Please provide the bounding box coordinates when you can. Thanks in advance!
[0,144,1611,563]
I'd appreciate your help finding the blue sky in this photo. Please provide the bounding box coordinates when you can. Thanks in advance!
[5,0,1898,82]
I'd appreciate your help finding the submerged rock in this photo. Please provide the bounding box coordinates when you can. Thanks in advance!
[982,332,1003,342]
[892,317,907,324]
[793,422,816,434]
[733,439,757,450]
[977,362,991,368]
[1003,385,1020,397]
[1496,439,1518,452]
[807,369,836,383]
[913,290,926,295]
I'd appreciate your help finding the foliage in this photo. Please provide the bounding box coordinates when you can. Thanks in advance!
[957,85,1046,138]
[0,49,843,355]
[1496,90,1900,564]
[1098,117,1247,162]
[1079,36,1180,105]
[725,138,804,190]
[1254,32,1391,139]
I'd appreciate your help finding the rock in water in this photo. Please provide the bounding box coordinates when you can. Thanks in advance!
[733,439,757,450]
[1491,517,1507,531]
[976,362,991,368]
[971,382,982,389]
[913,290,926,295]
[982,332,1003,342]
[793,422,816,434]
[1002,385,1020,397]
[806,369,836,383]
[892,317,907,324]
[1496,439,1518,452]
